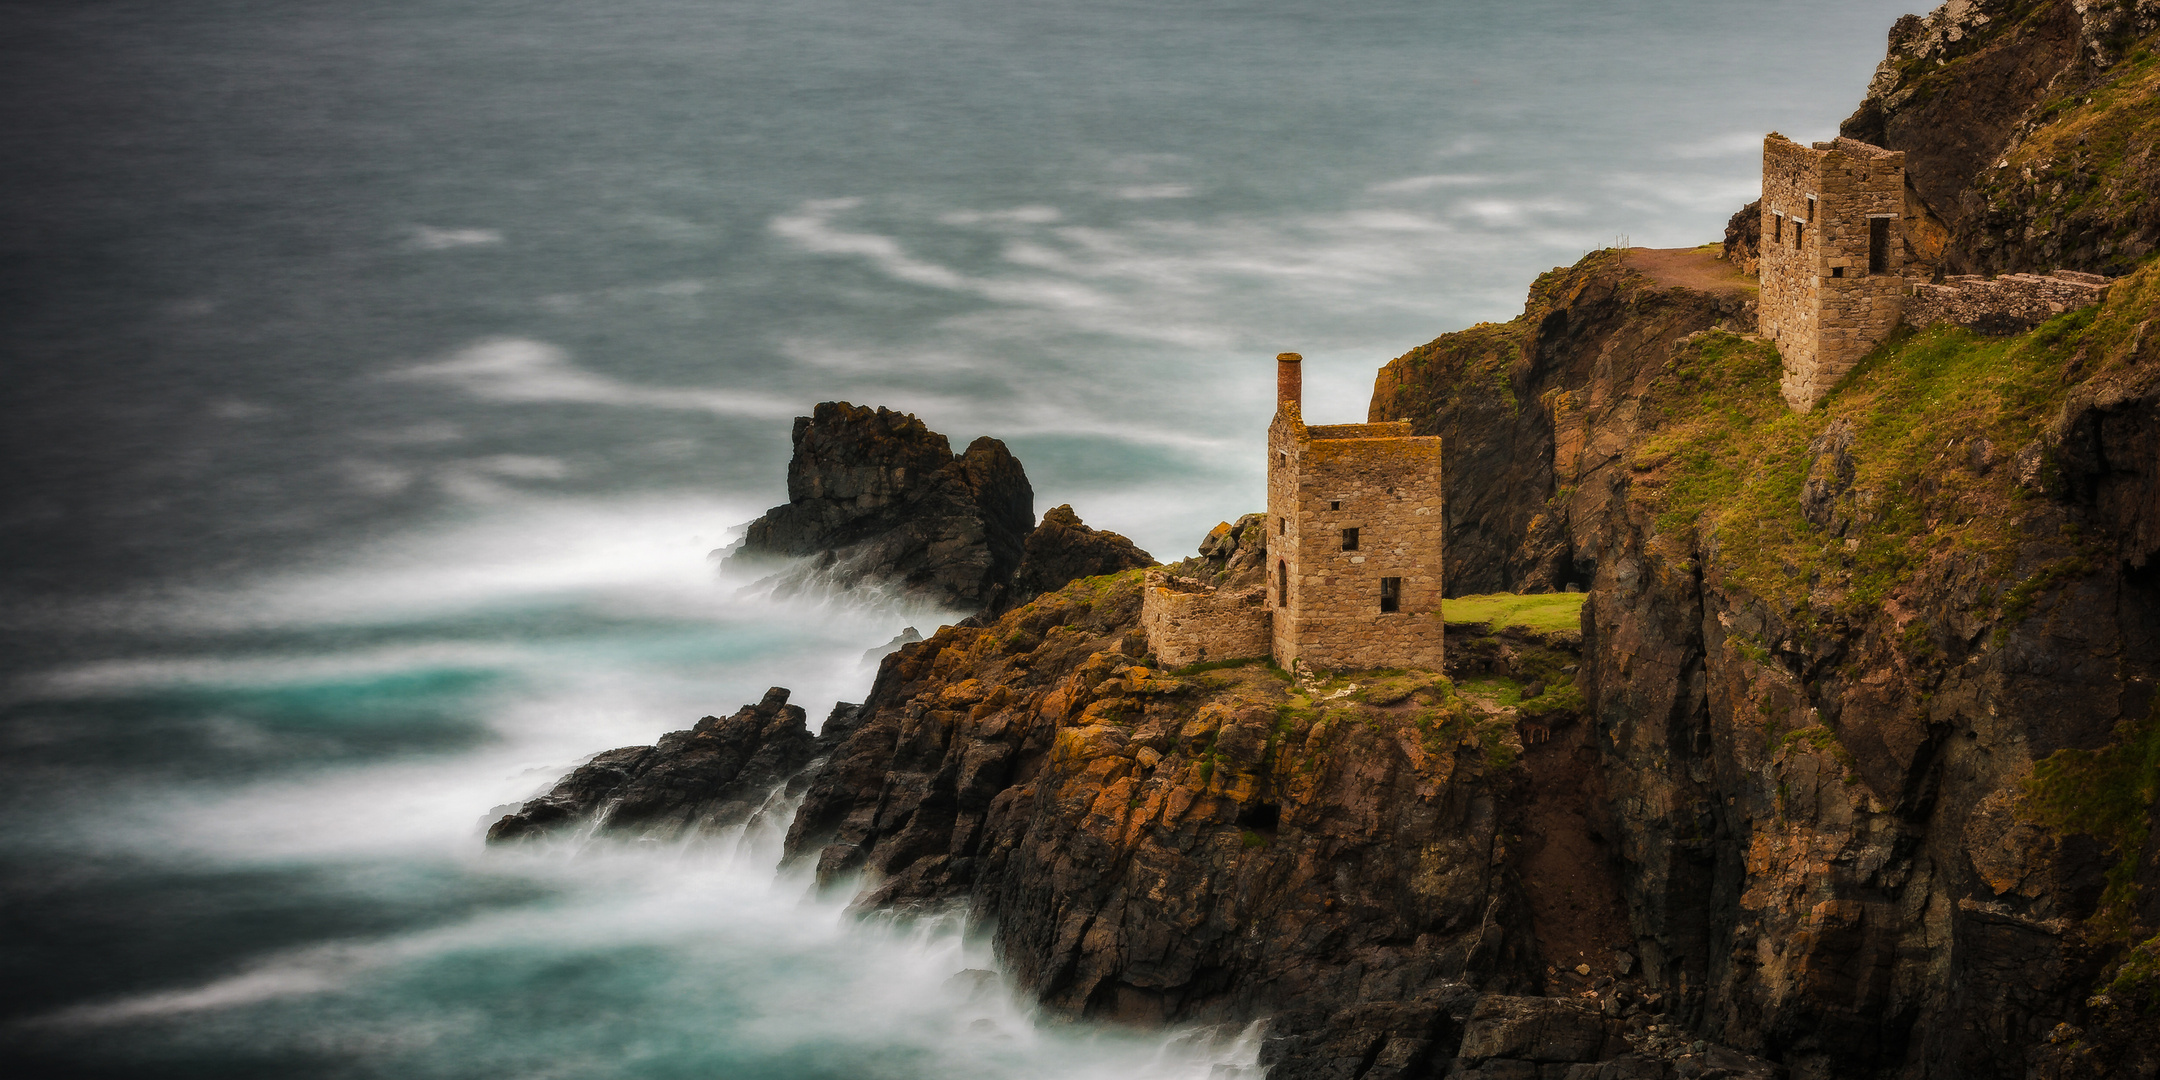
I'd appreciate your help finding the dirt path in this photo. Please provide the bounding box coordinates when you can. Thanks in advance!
[1622,245,1757,295]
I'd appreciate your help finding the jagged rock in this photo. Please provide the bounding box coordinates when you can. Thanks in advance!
[863,626,923,667]
[1798,419,1858,532]
[988,503,1155,614]
[1722,200,1761,273]
[486,688,835,844]
[729,402,1035,611]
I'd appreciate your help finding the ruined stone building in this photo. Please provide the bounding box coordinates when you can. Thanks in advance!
[1265,353,1446,672]
[1139,353,1446,673]
[1758,133,1910,411]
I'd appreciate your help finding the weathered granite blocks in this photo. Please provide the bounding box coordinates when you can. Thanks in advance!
[1138,571,1270,668]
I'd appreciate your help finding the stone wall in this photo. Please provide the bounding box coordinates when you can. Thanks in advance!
[1759,134,1909,412]
[1138,572,1271,668]
[1268,403,1446,673]
[1906,270,2111,335]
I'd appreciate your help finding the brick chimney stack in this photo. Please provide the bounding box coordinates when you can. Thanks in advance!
[1276,352,1302,412]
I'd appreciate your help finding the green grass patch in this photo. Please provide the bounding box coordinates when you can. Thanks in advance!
[1441,592,1587,633]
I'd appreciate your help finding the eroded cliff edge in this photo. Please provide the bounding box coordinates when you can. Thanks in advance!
[1363,241,2160,1076]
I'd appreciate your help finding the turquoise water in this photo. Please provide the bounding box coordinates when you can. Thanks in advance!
[2,0,1915,1074]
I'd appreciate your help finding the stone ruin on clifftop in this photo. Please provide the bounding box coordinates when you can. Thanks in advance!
[1141,352,1446,674]
[1756,132,2112,412]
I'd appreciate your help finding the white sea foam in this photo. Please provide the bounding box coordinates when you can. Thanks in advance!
[407,226,503,250]
[23,799,1269,1079]
[389,337,800,419]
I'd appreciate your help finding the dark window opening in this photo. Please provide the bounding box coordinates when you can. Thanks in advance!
[1342,527,1359,551]
[1329,500,1340,511]
[1807,196,1816,222]
[1235,802,1281,832]
[1277,516,1284,535]
[1277,560,1288,607]
[1831,266,1845,278]
[1794,222,1805,248]
[1772,215,1782,243]
[1868,217,1890,273]
[1379,576,1401,613]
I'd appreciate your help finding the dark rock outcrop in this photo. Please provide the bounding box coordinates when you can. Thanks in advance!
[989,503,1155,614]
[486,688,846,844]
[1723,199,1761,273]
[1839,0,2160,275]
[730,402,1036,611]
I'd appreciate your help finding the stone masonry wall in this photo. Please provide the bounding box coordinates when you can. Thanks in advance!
[1759,133,1908,412]
[1269,420,1446,673]
[1906,270,2111,335]
[1139,572,1271,668]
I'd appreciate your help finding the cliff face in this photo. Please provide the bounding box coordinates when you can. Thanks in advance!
[1840,0,2160,275]
[1364,244,2160,1077]
[1368,248,1758,596]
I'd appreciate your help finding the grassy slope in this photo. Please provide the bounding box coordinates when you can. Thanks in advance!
[1628,256,2160,624]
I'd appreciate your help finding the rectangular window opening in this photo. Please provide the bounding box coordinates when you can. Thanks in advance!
[1807,195,1816,222]
[1329,500,1340,511]
[1379,577,1401,614]
[1831,266,1845,278]
[1794,222,1805,248]
[1342,527,1359,551]
[1277,516,1284,535]
[1868,217,1890,273]
[1772,214,1782,243]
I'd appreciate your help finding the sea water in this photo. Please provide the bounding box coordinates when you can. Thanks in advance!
[2,1,1914,1074]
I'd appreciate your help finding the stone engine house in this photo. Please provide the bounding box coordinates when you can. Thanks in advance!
[1758,133,1908,411]
[1138,353,1446,673]
[1265,353,1446,672]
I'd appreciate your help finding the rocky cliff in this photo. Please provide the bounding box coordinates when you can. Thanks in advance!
[1840,0,2160,275]
[773,568,1740,1078]
[1363,240,2160,1076]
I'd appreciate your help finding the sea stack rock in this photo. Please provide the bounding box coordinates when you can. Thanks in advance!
[729,402,1036,611]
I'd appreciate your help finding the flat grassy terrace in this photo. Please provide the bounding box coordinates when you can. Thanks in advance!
[1440,592,1587,634]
